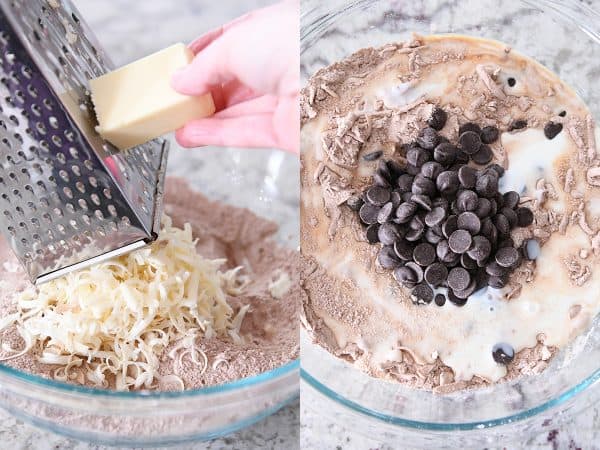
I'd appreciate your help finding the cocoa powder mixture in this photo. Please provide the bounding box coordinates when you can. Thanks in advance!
[301,34,600,392]
[0,177,300,390]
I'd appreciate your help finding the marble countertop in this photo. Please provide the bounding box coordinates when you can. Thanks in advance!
[0,0,299,449]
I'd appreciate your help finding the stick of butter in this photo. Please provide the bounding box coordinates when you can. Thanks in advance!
[90,43,214,150]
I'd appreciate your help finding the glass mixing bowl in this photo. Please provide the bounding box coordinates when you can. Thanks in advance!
[0,140,300,446]
[300,0,600,447]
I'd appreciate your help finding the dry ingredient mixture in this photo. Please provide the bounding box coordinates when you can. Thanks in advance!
[0,178,300,390]
[300,34,600,393]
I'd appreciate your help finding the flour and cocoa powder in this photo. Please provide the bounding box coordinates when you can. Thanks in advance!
[0,177,300,390]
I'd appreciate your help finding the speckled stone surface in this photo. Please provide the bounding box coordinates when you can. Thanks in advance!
[300,0,600,448]
[0,0,299,449]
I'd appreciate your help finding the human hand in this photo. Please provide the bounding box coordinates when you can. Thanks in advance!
[171,0,299,154]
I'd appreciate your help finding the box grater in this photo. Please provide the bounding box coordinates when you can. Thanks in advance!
[0,0,168,284]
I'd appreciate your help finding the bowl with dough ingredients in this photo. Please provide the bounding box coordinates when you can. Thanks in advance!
[300,0,600,447]
[0,140,300,446]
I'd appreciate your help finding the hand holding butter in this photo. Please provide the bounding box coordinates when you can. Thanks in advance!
[90,43,215,151]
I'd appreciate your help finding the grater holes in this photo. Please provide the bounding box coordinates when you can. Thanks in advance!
[78,199,88,210]
[32,233,40,241]
[23,253,32,262]
[26,84,38,98]
[108,221,117,232]
[94,210,103,220]
[84,159,93,171]
[103,188,111,199]
[71,12,80,24]
[8,114,18,126]
[82,214,90,225]
[49,116,59,129]
[0,120,6,130]
[31,217,39,228]
[4,96,14,107]
[31,103,41,117]
[20,66,32,80]
[21,168,30,179]
[90,193,100,206]
[65,203,74,214]
[96,226,106,237]
[18,221,27,231]
[35,248,43,256]
[63,186,73,199]
[26,201,35,211]
[32,163,42,174]
[48,175,56,186]
[3,210,12,220]
[88,176,97,188]
[36,121,47,134]
[51,134,63,148]
[57,153,66,164]
[57,224,66,235]
[15,206,23,216]
[71,164,81,177]
[64,130,75,142]
[40,198,49,208]
[0,193,8,202]
[14,90,24,104]
[2,138,11,149]
[107,205,117,217]
[42,98,52,111]
[53,207,63,217]
[39,140,49,152]
[42,212,51,223]
[75,181,85,193]
[69,219,78,230]
[13,133,23,144]
[68,147,79,158]
[7,226,15,236]
[58,169,69,181]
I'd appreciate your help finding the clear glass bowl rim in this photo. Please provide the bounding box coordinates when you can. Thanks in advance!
[0,357,299,399]
[300,0,600,431]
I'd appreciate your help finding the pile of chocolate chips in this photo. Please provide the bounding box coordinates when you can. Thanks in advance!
[347,110,535,307]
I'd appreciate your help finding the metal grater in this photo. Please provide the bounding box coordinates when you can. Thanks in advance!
[0,0,168,284]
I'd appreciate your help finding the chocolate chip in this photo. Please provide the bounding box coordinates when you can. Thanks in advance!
[461,253,478,270]
[409,214,425,232]
[502,191,520,210]
[387,160,404,179]
[395,201,417,223]
[346,195,364,211]
[394,266,418,288]
[365,223,380,244]
[448,267,471,291]
[377,159,392,180]
[459,123,481,135]
[493,214,510,236]
[416,127,439,150]
[457,190,479,212]
[485,261,507,277]
[412,175,436,197]
[480,217,497,243]
[373,172,391,187]
[411,283,434,305]
[487,163,505,177]
[405,164,420,176]
[432,197,449,211]
[434,293,446,306]
[495,246,520,268]
[433,143,457,165]
[498,237,515,249]
[475,198,492,219]
[396,174,414,193]
[501,207,518,228]
[407,146,431,167]
[452,278,477,299]
[436,239,457,263]
[421,161,443,180]
[425,227,443,245]
[405,261,424,283]
[366,186,391,206]
[516,207,534,227]
[437,171,460,196]
[457,212,481,235]
[401,192,414,203]
[378,222,401,245]
[411,194,432,211]
[448,229,472,254]
[458,165,477,189]
[488,275,508,289]
[424,262,448,286]
[376,202,394,224]
[378,246,402,269]
[475,172,498,198]
[413,242,436,266]
[390,191,402,208]
[523,238,540,260]
[447,290,467,306]
[459,131,481,155]
[455,150,470,165]
[544,121,563,140]
[424,206,446,227]
[472,144,493,165]
[428,107,447,131]
[509,119,527,131]
[492,343,515,364]
[480,126,499,144]
[405,227,424,242]
[467,235,491,262]
[394,240,415,261]
[494,191,505,209]
[507,77,516,87]
[442,215,458,239]
[359,203,380,225]
[363,150,383,161]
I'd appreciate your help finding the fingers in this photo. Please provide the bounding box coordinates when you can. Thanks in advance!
[214,95,278,119]
[175,114,280,150]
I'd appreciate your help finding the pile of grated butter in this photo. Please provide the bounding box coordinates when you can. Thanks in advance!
[0,215,250,390]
